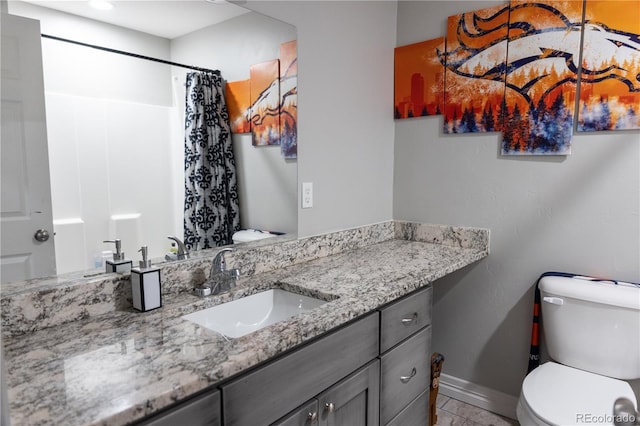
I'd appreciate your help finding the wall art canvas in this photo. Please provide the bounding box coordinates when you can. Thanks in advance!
[501,0,585,155]
[279,40,298,158]
[577,0,640,131]
[250,59,280,146]
[226,79,251,134]
[394,37,445,119]
[441,4,510,133]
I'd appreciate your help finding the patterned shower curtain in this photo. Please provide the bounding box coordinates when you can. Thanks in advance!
[183,71,240,250]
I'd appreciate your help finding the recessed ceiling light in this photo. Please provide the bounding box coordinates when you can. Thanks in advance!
[89,0,114,11]
[206,0,228,4]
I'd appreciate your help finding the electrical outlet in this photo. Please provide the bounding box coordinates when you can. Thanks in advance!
[302,182,313,208]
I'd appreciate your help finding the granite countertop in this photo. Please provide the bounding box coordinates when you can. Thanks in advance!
[1,222,489,426]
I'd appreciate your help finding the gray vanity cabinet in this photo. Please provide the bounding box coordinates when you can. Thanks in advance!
[273,360,380,426]
[378,285,433,426]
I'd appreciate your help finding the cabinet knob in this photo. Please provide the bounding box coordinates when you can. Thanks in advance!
[400,367,417,383]
[324,402,335,413]
[307,411,317,423]
[401,312,418,324]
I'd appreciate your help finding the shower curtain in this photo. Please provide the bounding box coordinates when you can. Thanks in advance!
[183,71,240,250]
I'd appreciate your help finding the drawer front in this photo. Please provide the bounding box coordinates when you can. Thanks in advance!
[380,285,432,353]
[138,390,220,426]
[222,313,379,426]
[379,325,431,425]
[385,388,429,426]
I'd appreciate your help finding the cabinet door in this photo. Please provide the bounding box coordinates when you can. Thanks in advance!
[137,390,221,426]
[317,360,380,426]
[272,400,319,426]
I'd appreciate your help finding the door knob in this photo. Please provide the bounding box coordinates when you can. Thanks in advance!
[34,229,51,242]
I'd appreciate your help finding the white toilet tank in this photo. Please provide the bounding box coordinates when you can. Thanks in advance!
[539,275,640,380]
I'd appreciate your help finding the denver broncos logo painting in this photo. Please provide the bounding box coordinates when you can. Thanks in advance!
[395,0,640,155]
[248,59,298,158]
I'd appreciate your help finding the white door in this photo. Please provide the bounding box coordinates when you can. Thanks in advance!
[1,13,56,284]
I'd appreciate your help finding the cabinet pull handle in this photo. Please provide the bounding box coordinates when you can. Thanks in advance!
[324,402,335,413]
[400,367,417,383]
[307,411,317,423]
[401,312,418,324]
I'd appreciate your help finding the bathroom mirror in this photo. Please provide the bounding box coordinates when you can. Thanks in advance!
[6,0,298,279]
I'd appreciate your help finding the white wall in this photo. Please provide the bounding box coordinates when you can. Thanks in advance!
[243,1,397,238]
[394,0,640,408]
[170,12,298,234]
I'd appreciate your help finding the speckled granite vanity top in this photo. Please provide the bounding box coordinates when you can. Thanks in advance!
[1,221,489,426]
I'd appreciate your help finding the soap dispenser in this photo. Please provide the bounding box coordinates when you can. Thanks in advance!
[131,245,162,312]
[103,239,132,273]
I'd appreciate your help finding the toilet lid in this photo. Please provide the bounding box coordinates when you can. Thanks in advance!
[522,362,637,426]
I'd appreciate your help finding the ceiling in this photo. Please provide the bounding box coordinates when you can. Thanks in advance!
[17,0,250,39]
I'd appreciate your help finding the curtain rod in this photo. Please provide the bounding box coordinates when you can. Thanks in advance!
[41,34,220,75]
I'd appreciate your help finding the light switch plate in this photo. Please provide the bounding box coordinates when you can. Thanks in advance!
[302,182,313,208]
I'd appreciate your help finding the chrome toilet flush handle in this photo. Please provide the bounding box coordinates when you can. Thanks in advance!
[613,397,640,426]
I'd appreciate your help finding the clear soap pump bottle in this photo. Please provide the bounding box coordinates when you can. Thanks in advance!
[131,245,162,312]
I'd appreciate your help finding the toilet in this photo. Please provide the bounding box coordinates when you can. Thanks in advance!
[517,275,640,426]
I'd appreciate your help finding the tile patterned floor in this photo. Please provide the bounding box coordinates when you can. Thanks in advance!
[435,394,520,426]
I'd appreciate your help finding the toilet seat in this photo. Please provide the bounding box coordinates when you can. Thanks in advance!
[518,362,637,426]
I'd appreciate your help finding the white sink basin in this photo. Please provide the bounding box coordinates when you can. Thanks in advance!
[182,289,327,338]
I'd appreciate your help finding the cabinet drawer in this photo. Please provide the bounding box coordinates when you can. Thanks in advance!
[385,388,429,426]
[380,285,432,353]
[222,313,379,426]
[137,390,220,426]
[379,325,431,425]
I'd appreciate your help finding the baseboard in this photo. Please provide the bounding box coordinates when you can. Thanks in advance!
[438,373,519,420]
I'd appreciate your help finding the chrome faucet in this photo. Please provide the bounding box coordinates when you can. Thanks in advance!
[194,248,240,297]
[166,236,189,261]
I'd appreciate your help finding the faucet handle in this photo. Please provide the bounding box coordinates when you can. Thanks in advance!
[212,248,234,272]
